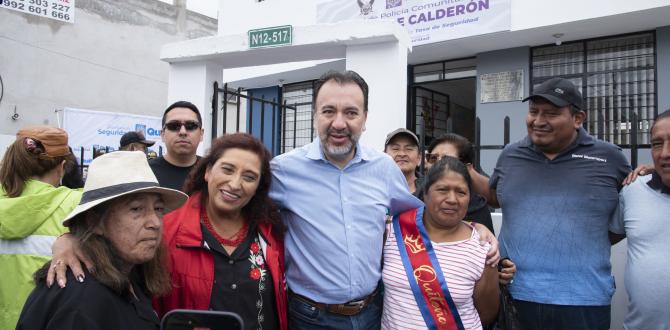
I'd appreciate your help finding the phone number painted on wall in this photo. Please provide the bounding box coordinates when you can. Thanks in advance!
[1,0,74,23]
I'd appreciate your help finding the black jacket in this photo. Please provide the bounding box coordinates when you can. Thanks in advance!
[17,270,159,330]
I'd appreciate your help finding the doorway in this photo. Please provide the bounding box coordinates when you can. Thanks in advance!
[408,58,477,147]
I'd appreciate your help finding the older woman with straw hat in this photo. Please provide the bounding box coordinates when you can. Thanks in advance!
[47,134,289,329]
[16,151,187,329]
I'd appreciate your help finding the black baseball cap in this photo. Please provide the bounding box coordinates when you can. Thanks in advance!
[120,131,155,148]
[523,77,583,110]
[385,128,420,147]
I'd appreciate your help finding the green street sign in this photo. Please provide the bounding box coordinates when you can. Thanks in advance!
[248,25,293,49]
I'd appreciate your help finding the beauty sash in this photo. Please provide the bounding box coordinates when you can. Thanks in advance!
[392,207,464,330]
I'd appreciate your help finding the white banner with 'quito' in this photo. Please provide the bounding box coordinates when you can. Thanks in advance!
[316,0,511,46]
[62,108,165,165]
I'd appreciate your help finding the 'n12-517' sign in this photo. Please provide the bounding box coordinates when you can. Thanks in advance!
[248,25,292,49]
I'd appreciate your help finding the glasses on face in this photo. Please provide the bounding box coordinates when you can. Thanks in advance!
[426,154,471,166]
[164,120,200,132]
[425,153,446,164]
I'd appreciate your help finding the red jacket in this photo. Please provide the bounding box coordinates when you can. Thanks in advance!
[154,193,288,330]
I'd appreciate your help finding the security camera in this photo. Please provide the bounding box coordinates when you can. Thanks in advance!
[553,33,564,46]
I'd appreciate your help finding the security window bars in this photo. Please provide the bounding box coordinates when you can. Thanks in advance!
[414,87,450,146]
[531,32,656,145]
[281,81,316,152]
[413,57,477,83]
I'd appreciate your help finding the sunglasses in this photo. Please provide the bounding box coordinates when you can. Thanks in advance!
[425,153,446,164]
[164,121,200,132]
[426,153,471,166]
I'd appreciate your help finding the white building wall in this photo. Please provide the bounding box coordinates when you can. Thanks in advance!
[219,0,670,37]
[346,41,409,149]
[216,0,670,85]
[511,0,670,30]
[218,0,316,36]
[0,0,217,136]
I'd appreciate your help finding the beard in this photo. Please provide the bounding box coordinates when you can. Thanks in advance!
[318,127,361,160]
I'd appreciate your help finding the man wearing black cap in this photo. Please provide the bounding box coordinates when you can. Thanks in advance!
[384,128,422,194]
[119,131,155,153]
[471,77,630,330]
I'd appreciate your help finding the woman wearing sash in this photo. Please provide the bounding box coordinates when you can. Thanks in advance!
[382,156,500,330]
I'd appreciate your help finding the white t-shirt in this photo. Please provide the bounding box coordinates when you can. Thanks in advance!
[609,175,670,330]
[381,223,489,330]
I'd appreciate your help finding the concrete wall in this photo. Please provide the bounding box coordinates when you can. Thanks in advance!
[475,46,530,174]
[219,0,315,36]
[0,0,216,136]
[657,25,670,113]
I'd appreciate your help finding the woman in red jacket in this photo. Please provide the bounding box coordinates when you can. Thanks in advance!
[154,133,287,330]
[48,133,287,329]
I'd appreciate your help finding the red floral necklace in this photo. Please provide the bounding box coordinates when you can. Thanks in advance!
[202,209,249,247]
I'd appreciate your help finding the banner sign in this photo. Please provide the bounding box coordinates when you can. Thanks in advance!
[62,108,164,165]
[1,0,75,23]
[316,0,510,46]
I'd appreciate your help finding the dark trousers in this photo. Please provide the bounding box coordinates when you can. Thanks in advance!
[514,300,610,330]
[288,293,382,330]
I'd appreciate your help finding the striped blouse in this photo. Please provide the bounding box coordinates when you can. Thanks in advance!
[381,223,489,330]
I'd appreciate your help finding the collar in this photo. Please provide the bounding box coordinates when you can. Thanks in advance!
[173,193,206,248]
[173,192,277,248]
[305,138,370,164]
[521,127,595,151]
[647,172,670,195]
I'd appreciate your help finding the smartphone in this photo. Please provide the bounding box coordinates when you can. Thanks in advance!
[160,309,244,330]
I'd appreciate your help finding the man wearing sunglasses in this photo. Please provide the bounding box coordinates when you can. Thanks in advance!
[148,101,203,191]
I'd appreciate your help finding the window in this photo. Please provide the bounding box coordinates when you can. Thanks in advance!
[531,32,656,145]
[281,81,316,152]
[413,58,477,83]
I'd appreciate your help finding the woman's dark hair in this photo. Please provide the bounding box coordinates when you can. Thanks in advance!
[427,133,474,164]
[34,194,171,297]
[0,139,76,197]
[61,147,85,189]
[183,133,285,234]
[423,156,472,196]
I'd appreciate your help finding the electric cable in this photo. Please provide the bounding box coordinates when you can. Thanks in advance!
[0,73,4,107]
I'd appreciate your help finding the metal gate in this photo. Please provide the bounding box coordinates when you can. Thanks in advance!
[212,82,298,155]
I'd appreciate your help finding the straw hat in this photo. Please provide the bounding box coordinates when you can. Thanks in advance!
[62,151,188,226]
